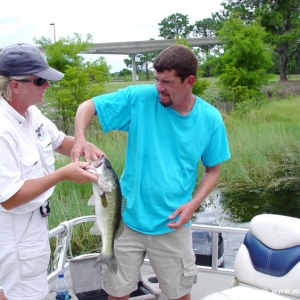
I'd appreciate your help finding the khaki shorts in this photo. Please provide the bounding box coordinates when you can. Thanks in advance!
[0,208,50,300]
[101,224,197,298]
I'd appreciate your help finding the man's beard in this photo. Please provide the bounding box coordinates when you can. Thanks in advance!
[159,94,173,107]
[159,99,172,107]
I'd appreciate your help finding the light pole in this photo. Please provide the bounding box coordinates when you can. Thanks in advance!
[50,23,56,43]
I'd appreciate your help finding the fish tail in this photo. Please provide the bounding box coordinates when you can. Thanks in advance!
[93,252,117,274]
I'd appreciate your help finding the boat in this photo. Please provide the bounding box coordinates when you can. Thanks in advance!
[44,216,245,300]
[1,213,300,300]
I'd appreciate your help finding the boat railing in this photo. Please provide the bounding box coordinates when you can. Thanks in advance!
[47,216,249,278]
[192,223,248,275]
[47,215,97,284]
[0,215,249,292]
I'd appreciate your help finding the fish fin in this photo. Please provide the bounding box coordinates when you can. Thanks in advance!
[93,253,117,274]
[121,196,127,213]
[87,195,96,206]
[115,219,124,240]
[96,182,104,195]
[101,194,108,208]
[89,223,101,235]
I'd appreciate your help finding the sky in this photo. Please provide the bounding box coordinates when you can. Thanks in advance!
[0,0,223,72]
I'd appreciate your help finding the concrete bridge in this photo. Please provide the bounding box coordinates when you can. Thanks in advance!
[87,37,220,55]
[85,37,221,81]
[0,38,221,81]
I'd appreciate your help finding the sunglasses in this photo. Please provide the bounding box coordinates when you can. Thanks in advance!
[15,78,47,86]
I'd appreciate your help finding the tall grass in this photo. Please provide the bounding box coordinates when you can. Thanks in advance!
[48,131,127,224]
[48,131,127,255]
[219,96,300,191]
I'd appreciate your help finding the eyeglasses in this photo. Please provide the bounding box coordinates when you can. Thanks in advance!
[15,78,47,86]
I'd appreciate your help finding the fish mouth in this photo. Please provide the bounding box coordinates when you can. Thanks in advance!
[88,154,106,169]
[84,155,105,174]
[85,167,98,175]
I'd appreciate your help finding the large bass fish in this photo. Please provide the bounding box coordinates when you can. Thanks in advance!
[85,155,125,274]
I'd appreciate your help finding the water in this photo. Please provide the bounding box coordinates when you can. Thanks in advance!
[222,183,300,223]
[194,184,300,269]
[194,190,248,269]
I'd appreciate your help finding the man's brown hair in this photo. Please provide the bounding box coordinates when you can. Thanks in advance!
[153,44,198,82]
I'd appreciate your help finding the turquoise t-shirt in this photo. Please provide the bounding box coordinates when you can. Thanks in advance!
[93,84,230,235]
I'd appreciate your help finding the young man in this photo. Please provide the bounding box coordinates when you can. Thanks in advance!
[71,44,231,300]
[0,43,101,300]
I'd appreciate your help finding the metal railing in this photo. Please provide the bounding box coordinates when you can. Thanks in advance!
[47,216,249,280]
[1,216,249,292]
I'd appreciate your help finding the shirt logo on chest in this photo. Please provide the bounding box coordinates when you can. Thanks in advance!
[35,124,46,141]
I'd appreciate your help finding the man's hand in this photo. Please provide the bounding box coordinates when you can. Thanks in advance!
[71,137,92,162]
[88,142,106,161]
[71,99,99,162]
[167,202,196,230]
[71,137,107,163]
[62,161,98,184]
[167,164,221,230]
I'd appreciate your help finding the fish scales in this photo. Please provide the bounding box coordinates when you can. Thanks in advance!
[85,155,125,274]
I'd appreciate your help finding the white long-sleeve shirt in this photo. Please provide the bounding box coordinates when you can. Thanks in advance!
[0,97,65,214]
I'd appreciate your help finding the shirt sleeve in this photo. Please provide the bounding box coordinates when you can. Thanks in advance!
[0,136,25,203]
[201,115,231,167]
[93,88,133,133]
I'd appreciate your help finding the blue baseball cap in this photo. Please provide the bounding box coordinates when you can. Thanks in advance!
[0,43,64,81]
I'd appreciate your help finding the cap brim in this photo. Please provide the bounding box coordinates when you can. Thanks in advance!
[34,67,64,81]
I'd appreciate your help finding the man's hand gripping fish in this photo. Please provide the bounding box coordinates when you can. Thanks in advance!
[85,155,125,274]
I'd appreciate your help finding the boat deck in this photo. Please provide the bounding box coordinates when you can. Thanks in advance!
[42,216,247,300]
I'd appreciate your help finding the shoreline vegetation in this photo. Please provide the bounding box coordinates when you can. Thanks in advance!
[48,76,300,254]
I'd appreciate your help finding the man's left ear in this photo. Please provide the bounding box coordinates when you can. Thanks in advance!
[186,75,196,87]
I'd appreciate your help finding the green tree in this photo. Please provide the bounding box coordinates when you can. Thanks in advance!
[193,18,219,77]
[119,68,132,77]
[175,38,209,96]
[209,16,274,106]
[34,33,110,133]
[193,18,217,38]
[158,13,193,39]
[136,51,160,80]
[220,0,300,81]
[124,42,160,81]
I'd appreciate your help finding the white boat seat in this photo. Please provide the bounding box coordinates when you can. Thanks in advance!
[200,214,300,300]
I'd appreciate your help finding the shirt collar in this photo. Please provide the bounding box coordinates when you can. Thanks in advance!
[0,97,26,124]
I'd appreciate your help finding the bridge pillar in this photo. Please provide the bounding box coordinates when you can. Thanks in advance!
[132,54,136,82]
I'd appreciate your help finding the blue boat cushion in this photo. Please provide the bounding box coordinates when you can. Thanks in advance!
[244,232,300,277]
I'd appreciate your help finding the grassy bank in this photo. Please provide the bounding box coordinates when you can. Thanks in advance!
[220,96,300,191]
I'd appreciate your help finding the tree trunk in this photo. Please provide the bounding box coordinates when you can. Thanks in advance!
[298,50,300,75]
[146,63,149,81]
[280,53,288,81]
[206,65,210,77]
